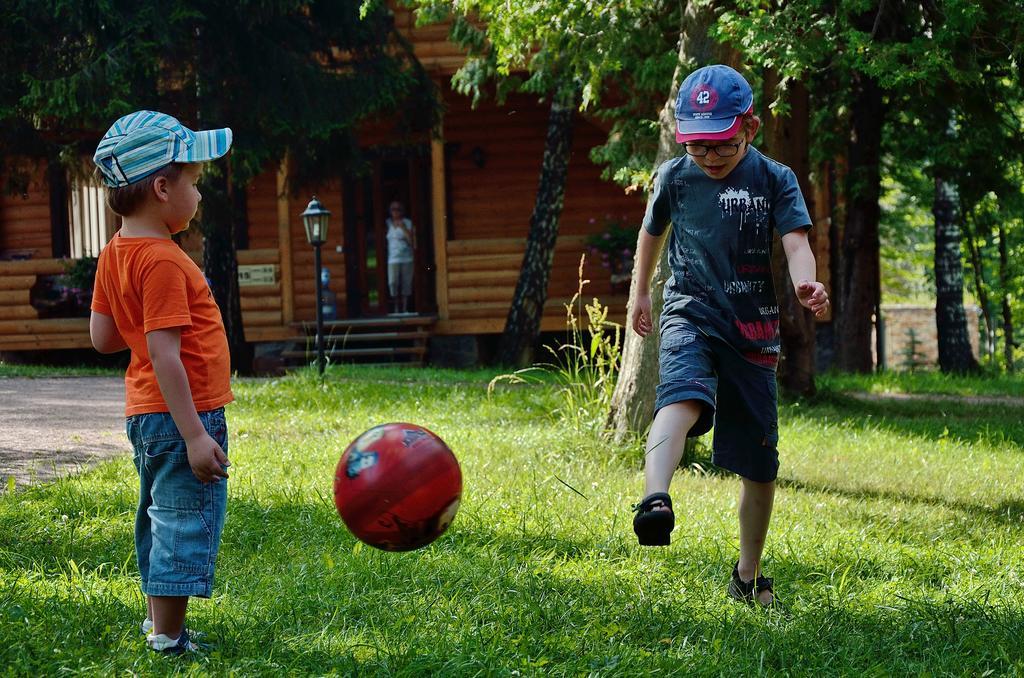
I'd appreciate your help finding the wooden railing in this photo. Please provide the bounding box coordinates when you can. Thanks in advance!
[0,258,90,350]
[0,248,291,351]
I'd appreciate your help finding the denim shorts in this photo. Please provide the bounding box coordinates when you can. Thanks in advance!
[127,408,228,598]
[655,318,780,482]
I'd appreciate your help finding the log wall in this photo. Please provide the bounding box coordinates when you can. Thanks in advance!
[392,5,466,75]
[236,248,289,342]
[436,89,642,333]
[441,236,628,334]
[0,6,643,348]
[0,163,51,258]
[443,91,645,243]
[0,258,91,350]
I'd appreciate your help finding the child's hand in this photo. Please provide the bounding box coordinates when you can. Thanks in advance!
[186,433,230,483]
[631,292,654,337]
[796,280,829,318]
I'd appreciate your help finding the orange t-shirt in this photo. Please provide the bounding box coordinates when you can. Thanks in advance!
[91,233,234,416]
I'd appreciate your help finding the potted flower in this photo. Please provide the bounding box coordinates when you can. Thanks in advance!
[585,215,636,294]
[57,257,98,317]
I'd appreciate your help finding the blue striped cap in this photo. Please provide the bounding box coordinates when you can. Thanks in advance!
[93,111,232,188]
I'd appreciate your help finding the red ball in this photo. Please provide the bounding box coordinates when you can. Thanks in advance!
[334,423,462,551]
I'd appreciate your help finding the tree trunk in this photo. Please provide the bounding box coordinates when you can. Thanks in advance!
[835,72,882,373]
[604,70,678,440]
[496,86,579,366]
[933,171,979,373]
[762,72,817,397]
[47,154,71,258]
[606,0,719,441]
[192,26,252,374]
[201,170,254,374]
[998,223,1015,372]
[962,215,995,363]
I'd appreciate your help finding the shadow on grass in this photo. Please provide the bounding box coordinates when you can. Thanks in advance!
[3,491,1024,674]
[777,476,1024,528]
[798,392,1024,450]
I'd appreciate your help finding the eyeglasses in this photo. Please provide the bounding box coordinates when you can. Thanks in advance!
[684,139,745,158]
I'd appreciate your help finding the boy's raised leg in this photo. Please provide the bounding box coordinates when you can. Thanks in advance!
[644,400,702,495]
[634,400,702,545]
[737,478,776,605]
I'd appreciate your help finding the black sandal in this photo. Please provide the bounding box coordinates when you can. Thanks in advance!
[727,562,783,609]
[632,492,674,546]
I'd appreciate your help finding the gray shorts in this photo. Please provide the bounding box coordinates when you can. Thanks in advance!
[655,318,780,482]
[388,261,414,297]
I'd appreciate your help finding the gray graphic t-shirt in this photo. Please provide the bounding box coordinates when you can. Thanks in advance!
[642,147,811,367]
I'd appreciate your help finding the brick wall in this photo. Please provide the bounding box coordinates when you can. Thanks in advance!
[873,304,981,369]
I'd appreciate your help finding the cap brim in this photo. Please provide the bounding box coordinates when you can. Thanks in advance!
[675,115,744,144]
[175,128,233,163]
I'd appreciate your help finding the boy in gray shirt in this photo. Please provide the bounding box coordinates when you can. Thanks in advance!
[630,65,829,607]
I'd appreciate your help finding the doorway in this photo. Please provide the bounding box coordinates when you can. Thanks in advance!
[343,148,435,318]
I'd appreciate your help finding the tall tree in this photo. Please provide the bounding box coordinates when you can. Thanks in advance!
[836,69,884,372]
[933,163,979,373]
[761,75,819,395]
[885,0,1024,373]
[497,86,579,365]
[962,210,997,362]
[717,0,1024,374]
[997,221,1015,371]
[606,0,725,439]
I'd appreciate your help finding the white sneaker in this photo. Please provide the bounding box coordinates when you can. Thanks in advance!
[146,628,203,655]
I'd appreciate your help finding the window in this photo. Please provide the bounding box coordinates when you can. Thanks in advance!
[67,168,117,258]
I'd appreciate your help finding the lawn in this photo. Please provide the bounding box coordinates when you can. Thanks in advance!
[1,366,1022,675]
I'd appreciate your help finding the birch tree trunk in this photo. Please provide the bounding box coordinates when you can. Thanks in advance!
[497,85,579,366]
[606,0,718,441]
[933,171,979,373]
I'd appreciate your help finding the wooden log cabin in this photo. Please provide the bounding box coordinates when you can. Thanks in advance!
[1,6,833,364]
[0,6,646,362]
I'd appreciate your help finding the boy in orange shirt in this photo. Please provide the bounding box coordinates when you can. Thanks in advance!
[89,111,233,654]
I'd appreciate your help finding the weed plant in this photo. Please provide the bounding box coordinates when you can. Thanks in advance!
[490,255,622,435]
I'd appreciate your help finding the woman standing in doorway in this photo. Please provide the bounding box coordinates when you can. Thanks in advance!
[386,201,415,314]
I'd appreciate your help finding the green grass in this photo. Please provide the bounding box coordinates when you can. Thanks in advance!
[1,367,1023,675]
[0,362,122,378]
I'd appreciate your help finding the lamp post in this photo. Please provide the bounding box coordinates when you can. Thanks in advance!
[302,196,331,375]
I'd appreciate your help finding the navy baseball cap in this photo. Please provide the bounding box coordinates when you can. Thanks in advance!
[94,111,232,188]
[674,65,754,143]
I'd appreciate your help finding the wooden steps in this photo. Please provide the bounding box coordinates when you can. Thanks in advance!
[281,314,437,367]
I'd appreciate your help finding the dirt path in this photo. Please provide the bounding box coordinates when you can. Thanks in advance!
[842,391,1024,407]
[0,376,129,493]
